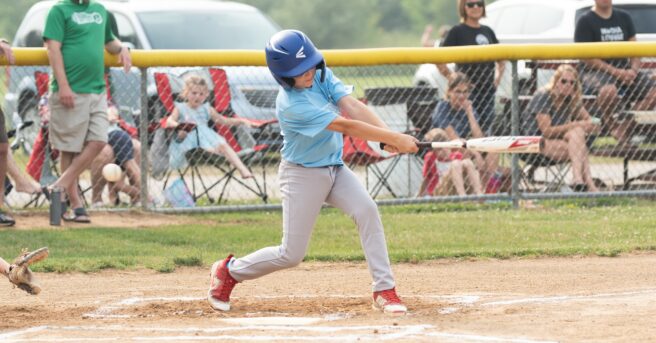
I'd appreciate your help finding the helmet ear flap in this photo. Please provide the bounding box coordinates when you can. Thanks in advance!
[281,76,295,88]
[316,60,326,83]
[273,74,295,88]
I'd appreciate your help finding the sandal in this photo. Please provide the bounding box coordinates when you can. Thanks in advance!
[0,210,16,227]
[41,186,51,201]
[62,207,91,223]
[571,183,588,192]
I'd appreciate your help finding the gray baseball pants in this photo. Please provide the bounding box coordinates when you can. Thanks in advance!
[229,160,396,291]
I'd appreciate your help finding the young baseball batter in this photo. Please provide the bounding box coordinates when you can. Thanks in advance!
[207,30,418,315]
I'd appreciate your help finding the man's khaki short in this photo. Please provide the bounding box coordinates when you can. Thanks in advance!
[48,92,108,153]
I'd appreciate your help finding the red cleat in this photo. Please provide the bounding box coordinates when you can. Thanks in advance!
[207,254,238,311]
[372,288,407,315]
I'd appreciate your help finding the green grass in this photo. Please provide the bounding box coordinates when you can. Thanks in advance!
[1,199,655,273]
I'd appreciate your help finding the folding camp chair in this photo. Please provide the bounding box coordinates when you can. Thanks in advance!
[357,87,432,198]
[154,71,269,204]
[519,153,572,193]
[342,135,402,198]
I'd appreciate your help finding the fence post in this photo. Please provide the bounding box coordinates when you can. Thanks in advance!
[510,60,520,209]
[139,67,150,211]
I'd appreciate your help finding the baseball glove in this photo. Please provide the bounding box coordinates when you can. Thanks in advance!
[8,247,49,295]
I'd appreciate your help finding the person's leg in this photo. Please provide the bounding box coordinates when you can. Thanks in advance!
[326,165,395,291]
[214,144,253,179]
[595,84,634,144]
[462,159,483,195]
[631,73,656,111]
[54,141,106,209]
[0,108,9,209]
[90,144,113,204]
[447,161,467,196]
[0,257,9,277]
[0,142,8,207]
[483,152,499,190]
[229,161,333,281]
[326,165,407,314]
[121,159,141,204]
[0,139,16,225]
[540,139,570,163]
[563,127,589,186]
[6,150,40,194]
[131,139,141,165]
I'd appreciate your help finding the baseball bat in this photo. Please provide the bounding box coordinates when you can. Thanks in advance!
[380,136,543,154]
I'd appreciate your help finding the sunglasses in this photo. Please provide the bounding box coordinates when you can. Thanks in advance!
[466,1,484,8]
[560,78,576,85]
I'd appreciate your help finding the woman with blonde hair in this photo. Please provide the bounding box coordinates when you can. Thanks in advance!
[522,64,600,192]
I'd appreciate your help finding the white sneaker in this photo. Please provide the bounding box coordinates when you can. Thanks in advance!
[372,288,407,315]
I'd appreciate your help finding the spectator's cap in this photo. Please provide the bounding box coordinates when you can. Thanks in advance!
[265,30,326,88]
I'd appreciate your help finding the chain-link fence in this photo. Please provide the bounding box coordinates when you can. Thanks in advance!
[2,46,656,212]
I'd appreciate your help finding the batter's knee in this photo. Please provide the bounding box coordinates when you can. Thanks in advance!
[353,197,379,215]
[277,247,306,268]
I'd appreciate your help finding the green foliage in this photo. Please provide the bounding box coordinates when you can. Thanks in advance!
[0,0,40,41]
[0,0,499,48]
[0,200,654,273]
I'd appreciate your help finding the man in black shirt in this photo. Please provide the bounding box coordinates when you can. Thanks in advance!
[575,0,656,145]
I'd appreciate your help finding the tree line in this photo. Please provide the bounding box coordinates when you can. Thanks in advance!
[0,0,497,49]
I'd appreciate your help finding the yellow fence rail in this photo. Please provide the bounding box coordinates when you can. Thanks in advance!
[3,42,656,67]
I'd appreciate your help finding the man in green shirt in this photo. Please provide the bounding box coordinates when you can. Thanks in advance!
[43,0,131,223]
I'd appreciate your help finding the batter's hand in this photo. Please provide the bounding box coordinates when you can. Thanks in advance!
[385,133,419,154]
[8,247,49,295]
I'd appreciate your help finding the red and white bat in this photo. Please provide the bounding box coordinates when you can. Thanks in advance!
[380,136,543,154]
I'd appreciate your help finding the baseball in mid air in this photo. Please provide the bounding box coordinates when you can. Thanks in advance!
[102,163,122,182]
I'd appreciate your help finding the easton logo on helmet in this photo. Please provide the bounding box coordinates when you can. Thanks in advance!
[296,46,306,59]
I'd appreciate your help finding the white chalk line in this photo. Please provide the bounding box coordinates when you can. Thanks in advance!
[482,288,656,306]
[0,326,48,340]
[2,325,555,343]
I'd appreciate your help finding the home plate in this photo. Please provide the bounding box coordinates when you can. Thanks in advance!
[220,317,323,326]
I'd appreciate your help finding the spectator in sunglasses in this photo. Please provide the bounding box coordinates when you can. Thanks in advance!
[522,65,600,192]
[437,0,506,136]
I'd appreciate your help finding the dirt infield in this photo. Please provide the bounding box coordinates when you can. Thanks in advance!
[1,254,656,342]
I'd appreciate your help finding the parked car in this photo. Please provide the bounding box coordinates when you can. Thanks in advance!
[413,0,656,97]
[4,0,282,153]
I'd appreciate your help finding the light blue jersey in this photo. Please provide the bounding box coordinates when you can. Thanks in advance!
[276,67,352,167]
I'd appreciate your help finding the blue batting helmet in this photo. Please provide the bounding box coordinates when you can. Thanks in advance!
[265,30,326,88]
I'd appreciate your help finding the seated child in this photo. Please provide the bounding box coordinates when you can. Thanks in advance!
[417,128,483,197]
[165,74,255,178]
